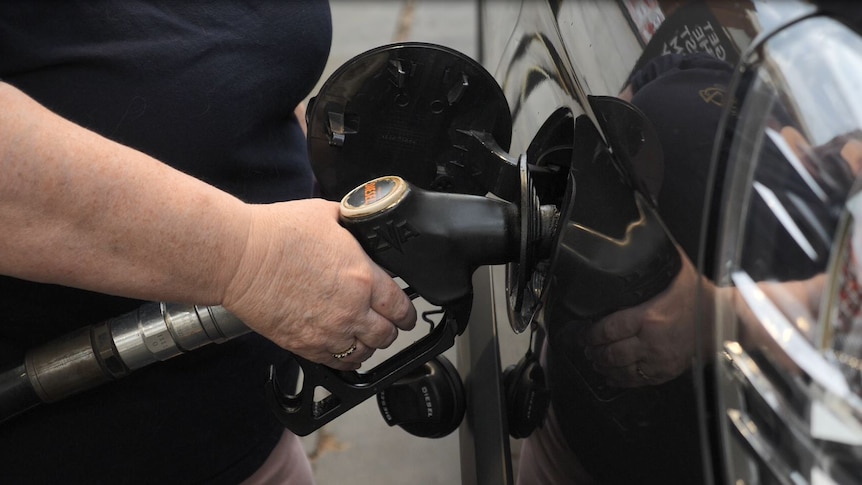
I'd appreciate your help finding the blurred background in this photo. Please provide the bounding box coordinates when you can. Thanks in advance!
[300,2,491,484]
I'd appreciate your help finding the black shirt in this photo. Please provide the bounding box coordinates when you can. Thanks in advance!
[0,2,331,482]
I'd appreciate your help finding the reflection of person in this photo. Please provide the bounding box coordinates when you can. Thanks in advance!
[518,51,736,485]
[0,3,416,483]
[519,47,862,484]
[582,248,702,387]
[586,124,862,388]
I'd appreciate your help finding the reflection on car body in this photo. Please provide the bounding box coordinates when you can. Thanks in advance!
[477,0,862,483]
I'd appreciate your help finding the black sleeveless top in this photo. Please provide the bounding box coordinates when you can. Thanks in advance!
[0,2,331,482]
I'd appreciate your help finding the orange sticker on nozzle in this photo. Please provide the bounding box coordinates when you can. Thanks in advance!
[346,177,396,209]
[341,176,408,219]
[364,181,378,205]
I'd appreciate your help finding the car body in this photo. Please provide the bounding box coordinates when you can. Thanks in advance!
[471,0,862,484]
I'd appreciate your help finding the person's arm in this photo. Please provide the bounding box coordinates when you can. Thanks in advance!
[0,81,416,370]
[0,82,250,302]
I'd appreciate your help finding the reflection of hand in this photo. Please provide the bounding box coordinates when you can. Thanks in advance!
[583,249,702,387]
[222,199,417,371]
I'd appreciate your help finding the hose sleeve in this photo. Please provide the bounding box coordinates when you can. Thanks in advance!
[0,364,41,424]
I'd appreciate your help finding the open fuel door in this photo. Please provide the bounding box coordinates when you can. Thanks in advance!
[307,42,515,200]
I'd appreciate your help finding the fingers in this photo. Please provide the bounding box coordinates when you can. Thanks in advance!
[349,262,416,350]
[369,264,417,331]
[354,311,400,350]
[326,339,375,371]
[325,263,416,370]
[588,339,677,388]
[588,337,641,369]
[585,312,642,346]
[585,331,652,388]
[586,334,655,388]
[602,362,654,388]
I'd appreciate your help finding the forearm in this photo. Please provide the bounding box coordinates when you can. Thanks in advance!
[0,82,416,369]
[0,82,250,305]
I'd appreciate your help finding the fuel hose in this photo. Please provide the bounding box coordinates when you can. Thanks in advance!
[0,303,248,423]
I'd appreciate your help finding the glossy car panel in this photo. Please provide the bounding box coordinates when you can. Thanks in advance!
[478,0,862,483]
[713,14,862,483]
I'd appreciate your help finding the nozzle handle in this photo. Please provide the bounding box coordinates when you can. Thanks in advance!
[266,298,468,436]
[339,176,519,306]
[267,176,520,436]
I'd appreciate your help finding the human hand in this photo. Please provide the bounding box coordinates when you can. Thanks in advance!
[583,249,702,387]
[222,198,417,371]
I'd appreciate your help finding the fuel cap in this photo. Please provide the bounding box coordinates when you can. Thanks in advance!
[307,42,513,199]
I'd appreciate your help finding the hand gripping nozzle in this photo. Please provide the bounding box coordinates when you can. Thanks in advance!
[265,175,556,436]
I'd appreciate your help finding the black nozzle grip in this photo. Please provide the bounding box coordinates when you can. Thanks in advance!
[268,176,514,436]
[338,176,518,306]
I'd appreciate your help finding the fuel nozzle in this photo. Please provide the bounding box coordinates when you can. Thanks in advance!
[265,174,559,436]
[340,175,531,310]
